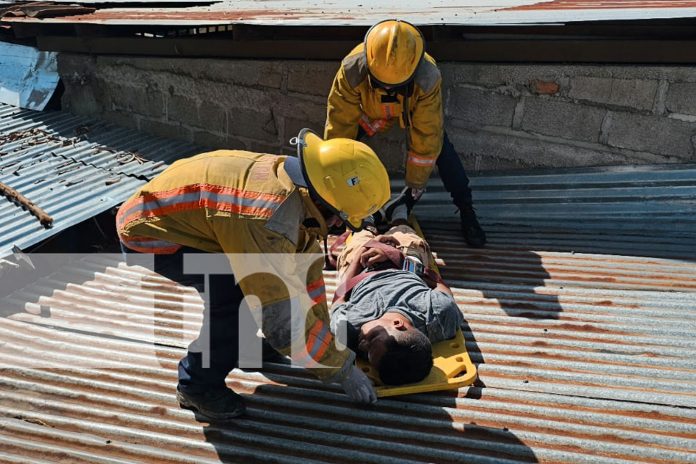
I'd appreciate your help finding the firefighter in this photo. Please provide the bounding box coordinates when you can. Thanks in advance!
[116,129,390,421]
[325,19,486,247]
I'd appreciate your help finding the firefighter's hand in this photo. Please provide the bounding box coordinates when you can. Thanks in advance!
[340,365,377,404]
[410,188,425,201]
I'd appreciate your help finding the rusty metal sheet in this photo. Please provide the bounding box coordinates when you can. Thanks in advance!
[1,157,696,462]
[0,250,695,462]
[0,102,200,258]
[5,0,696,26]
[1,3,95,19]
[510,0,696,10]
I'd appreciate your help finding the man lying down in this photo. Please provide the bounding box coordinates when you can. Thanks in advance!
[330,222,464,386]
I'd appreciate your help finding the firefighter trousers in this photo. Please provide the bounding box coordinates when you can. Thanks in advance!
[121,244,242,394]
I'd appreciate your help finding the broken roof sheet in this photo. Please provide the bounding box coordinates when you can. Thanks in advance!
[0,41,59,110]
[5,0,696,27]
[1,159,696,462]
[0,102,199,258]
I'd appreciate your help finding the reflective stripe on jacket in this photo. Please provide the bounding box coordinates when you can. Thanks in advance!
[325,44,444,189]
[116,150,353,381]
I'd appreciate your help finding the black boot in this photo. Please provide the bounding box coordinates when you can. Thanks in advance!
[459,205,486,248]
[177,386,246,421]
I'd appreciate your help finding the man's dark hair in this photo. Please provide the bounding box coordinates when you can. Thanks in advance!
[377,329,433,385]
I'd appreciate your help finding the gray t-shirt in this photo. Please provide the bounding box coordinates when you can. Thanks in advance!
[330,269,463,350]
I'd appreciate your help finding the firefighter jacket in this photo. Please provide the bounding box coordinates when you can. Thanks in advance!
[325,44,444,189]
[116,150,354,382]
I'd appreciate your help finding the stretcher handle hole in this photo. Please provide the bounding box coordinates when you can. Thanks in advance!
[455,356,464,362]
[450,343,459,348]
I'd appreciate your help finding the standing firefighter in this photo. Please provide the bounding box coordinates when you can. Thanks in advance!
[325,19,486,247]
[116,129,389,420]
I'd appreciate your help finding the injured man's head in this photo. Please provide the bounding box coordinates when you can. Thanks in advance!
[357,310,433,385]
[330,226,465,387]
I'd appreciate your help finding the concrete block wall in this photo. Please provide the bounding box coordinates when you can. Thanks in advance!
[441,64,696,170]
[59,54,696,173]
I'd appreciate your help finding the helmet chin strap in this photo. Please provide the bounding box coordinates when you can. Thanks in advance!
[307,186,363,232]
[338,211,361,233]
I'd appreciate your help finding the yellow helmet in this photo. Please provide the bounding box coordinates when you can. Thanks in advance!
[287,129,390,231]
[364,19,425,87]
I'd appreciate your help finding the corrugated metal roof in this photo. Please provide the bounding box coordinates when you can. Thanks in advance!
[0,102,199,258]
[511,0,696,10]
[419,164,696,260]
[6,0,696,27]
[1,164,695,462]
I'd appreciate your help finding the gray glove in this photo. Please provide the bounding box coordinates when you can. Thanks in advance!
[340,365,377,404]
[410,187,425,201]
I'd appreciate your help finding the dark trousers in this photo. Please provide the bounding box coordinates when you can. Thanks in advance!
[358,128,473,207]
[121,244,242,394]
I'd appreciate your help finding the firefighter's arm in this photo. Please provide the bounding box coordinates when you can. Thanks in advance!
[213,219,355,383]
[405,82,445,189]
[304,246,376,403]
[325,66,362,140]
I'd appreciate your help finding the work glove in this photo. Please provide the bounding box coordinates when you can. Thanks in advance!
[340,364,378,404]
[410,188,425,202]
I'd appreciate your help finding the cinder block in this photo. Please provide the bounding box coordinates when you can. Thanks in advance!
[198,103,226,133]
[441,64,509,88]
[57,54,97,86]
[284,117,325,143]
[447,87,516,128]
[250,140,283,155]
[440,63,568,89]
[62,86,102,117]
[609,79,658,110]
[167,94,199,127]
[139,118,192,142]
[568,76,612,103]
[228,137,250,151]
[60,56,696,170]
[193,131,228,150]
[200,60,284,89]
[606,111,696,158]
[273,95,326,122]
[665,82,696,116]
[138,85,167,119]
[448,128,638,171]
[108,81,164,119]
[203,84,274,114]
[520,97,605,143]
[100,57,284,89]
[569,76,657,111]
[287,62,340,96]
[228,108,277,141]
